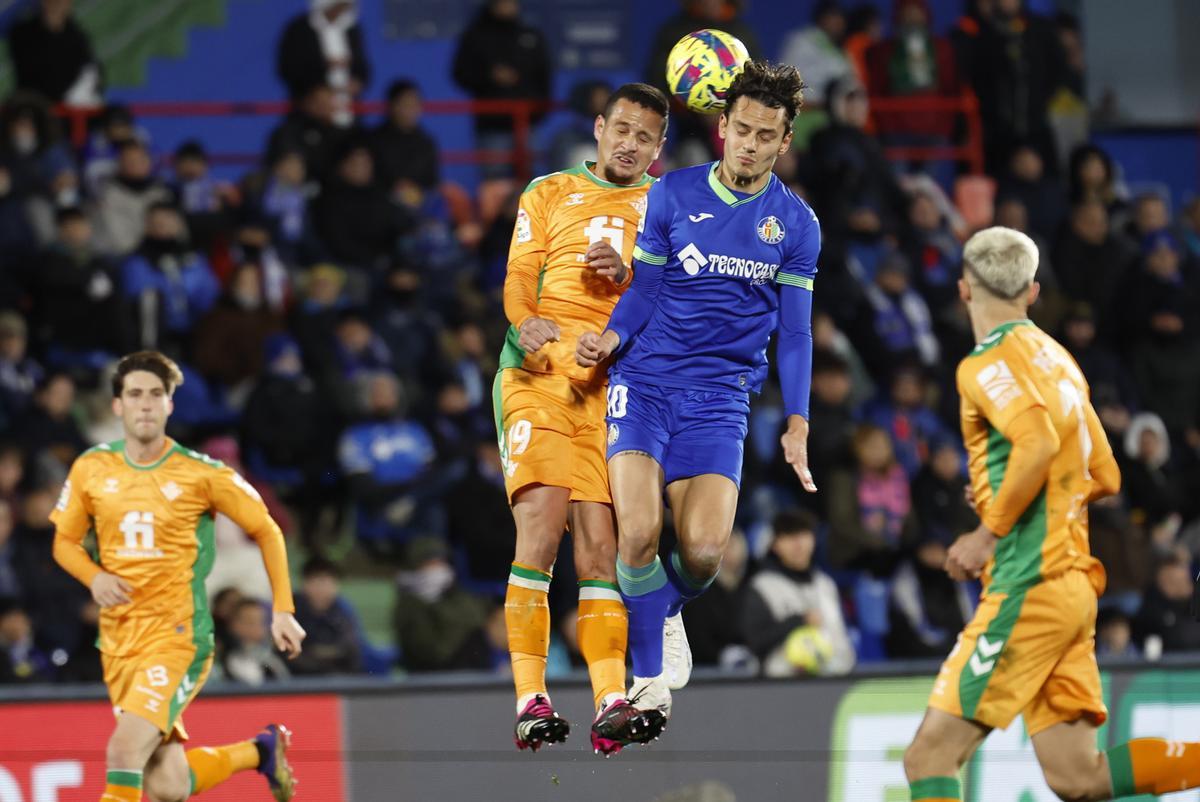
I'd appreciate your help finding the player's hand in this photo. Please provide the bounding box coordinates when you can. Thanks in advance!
[585,241,628,285]
[271,611,306,659]
[90,571,132,608]
[576,330,619,368]
[963,482,976,509]
[945,524,998,581]
[780,416,818,493]
[517,316,560,353]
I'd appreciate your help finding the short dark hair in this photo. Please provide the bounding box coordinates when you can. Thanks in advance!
[55,205,86,226]
[773,508,819,538]
[722,60,806,127]
[387,79,420,102]
[147,200,181,218]
[174,140,207,163]
[602,82,669,134]
[112,351,184,397]
[303,555,342,580]
[811,348,850,376]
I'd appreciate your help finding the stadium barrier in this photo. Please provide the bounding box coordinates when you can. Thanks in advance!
[4,658,1200,801]
[52,94,985,184]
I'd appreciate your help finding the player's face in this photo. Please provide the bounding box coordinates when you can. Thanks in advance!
[719,97,792,186]
[593,100,665,184]
[113,370,173,444]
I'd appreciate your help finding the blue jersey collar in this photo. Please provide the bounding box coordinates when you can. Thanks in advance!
[707,161,773,207]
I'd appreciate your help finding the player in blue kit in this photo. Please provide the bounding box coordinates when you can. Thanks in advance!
[576,61,820,724]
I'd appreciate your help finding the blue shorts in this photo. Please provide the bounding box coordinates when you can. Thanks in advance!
[604,374,750,488]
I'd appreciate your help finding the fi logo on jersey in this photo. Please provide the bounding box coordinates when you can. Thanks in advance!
[757,216,785,244]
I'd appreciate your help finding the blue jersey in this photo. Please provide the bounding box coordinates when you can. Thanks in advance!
[609,161,820,395]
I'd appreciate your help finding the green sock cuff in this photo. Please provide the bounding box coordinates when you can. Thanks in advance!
[106,769,144,789]
[616,556,667,596]
[1107,742,1136,798]
[670,548,715,591]
[579,579,620,591]
[188,767,197,796]
[909,775,961,800]
[510,563,552,581]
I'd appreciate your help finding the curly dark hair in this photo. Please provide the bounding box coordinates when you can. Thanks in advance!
[722,60,806,126]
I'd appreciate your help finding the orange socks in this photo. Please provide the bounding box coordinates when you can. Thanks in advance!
[186,740,260,794]
[100,770,142,802]
[577,579,628,710]
[506,563,552,708]
[1109,739,1200,797]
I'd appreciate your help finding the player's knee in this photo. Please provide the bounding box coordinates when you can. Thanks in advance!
[617,513,662,560]
[144,770,191,802]
[902,735,960,782]
[1042,765,1104,802]
[682,542,723,581]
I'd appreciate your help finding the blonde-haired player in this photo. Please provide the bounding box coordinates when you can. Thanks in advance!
[52,351,306,802]
[496,83,668,755]
[904,228,1200,802]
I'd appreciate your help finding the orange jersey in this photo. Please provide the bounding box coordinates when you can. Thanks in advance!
[500,161,653,383]
[957,320,1118,595]
[50,439,293,657]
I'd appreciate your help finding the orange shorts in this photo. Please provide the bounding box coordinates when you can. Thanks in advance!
[103,628,214,740]
[493,368,610,504]
[928,569,1107,736]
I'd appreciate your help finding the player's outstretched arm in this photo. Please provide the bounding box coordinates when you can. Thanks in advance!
[777,283,817,493]
[49,461,133,607]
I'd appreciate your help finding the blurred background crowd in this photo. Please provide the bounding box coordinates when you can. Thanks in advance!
[0,0,1198,686]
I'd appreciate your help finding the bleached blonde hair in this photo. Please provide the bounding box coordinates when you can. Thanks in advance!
[963,226,1039,300]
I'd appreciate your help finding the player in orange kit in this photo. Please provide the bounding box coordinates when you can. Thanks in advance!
[904,227,1200,802]
[495,82,668,755]
[51,351,306,802]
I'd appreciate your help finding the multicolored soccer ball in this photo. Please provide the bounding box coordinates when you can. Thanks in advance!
[665,29,751,114]
[784,625,834,674]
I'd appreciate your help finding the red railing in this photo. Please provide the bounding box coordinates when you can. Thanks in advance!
[55,94,984,180]
[869,92,985,174]
[56,98,552,181]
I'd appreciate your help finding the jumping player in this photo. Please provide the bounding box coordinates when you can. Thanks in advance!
[903,227,1200,802]
[495,83,669,755]
[576,60,820,721]
[51,351,306,802]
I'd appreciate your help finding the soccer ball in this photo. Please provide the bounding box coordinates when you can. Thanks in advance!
[665,28,750,114]
[784,625,833,674]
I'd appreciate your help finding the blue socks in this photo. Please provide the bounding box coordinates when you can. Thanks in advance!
[617,549,716,678]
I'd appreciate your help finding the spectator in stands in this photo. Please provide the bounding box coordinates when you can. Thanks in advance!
[55,598,101,683]
[13,481,89,653]
[452,0,552,176]
[32,207,126,364]
[827,423,918,574]
[1,94,77,209]
[211,587,245,665]
[394,536,501,672]
[1052,201,1135,341]
[16,372,87,470]
[0,500,17,600]
[1134,551,1200,654]
[170,140,235,251]
[291,557,363,675]
[0,312,43,428]
[265,84,343,185]
[7,0,102,107]
[91,141,171,257]
[779,2,851,108]
[220,599,290,685]
[851,253,940,378]
[311,140,412,272]
[445,441,515,587]
[1067,143,1127,219]
[901,190,962,321]
[842,4,883,87]
[683,528,752,670]
[968,0,1067,174]
[547,80,612,173]
[330,309,393,382]
[192,262,283,390]
[1122,412,1182,549]
[339,372,439,557]
[911,439,976,547]
[862,364,953,479]
[949,0,991,90]
[742,509,855,677]
[864,0,959,148]
[257,149,317,266]
[809,77,909,256]
[887,533,974,658]
[1060,303,1138,411]
[1128,193,1174,243]
[996,144,1066,243]
[1095,609,1138,659]
[0,165,37,279]
[277,0,370,127]
[120,202,219,355]
[371,79,440,198]
[1181,197,1200,261]
[0,599,51,683]
[992,196,1062,328]
[369,264,445,403]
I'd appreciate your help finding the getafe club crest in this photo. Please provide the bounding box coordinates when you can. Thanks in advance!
[607,423,620,446]
[757,216,785,244]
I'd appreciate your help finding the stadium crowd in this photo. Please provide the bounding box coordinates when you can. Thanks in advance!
[1,0,1199,685]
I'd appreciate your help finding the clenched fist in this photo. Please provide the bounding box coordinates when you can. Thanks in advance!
[518,316,560,353]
